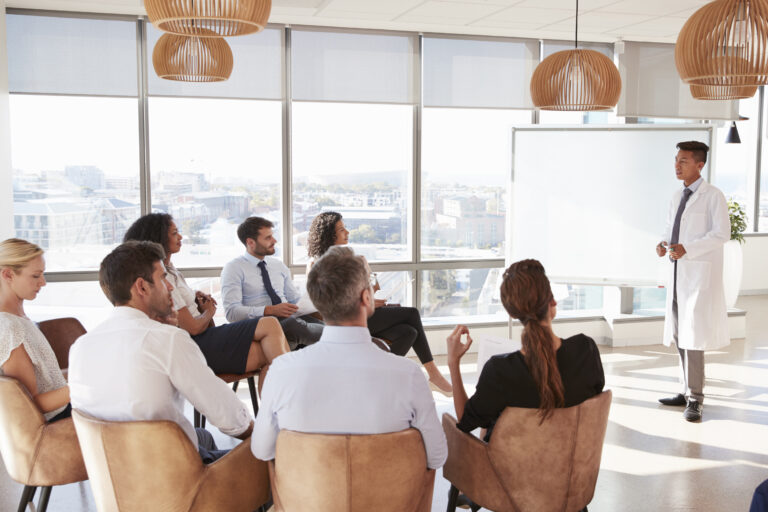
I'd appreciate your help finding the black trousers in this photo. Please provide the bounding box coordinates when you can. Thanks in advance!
[280,314,324,350]
[367,306,434,364]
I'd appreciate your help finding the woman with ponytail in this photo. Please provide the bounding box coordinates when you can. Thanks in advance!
[446,259,604,441]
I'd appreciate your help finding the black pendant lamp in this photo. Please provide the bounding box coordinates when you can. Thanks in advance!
[725,121,741,144]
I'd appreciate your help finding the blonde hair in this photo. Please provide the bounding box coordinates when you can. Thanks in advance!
[0,238,44,273]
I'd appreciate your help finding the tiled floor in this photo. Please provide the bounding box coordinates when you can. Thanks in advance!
[3,296,768,511]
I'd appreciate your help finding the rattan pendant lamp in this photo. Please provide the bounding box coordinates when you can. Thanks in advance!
[530,0,621,110]
[145,0,272,37]
[153,31,233,82]
[676,0,768,97]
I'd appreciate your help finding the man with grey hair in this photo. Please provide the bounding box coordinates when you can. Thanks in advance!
[250,246,447,469]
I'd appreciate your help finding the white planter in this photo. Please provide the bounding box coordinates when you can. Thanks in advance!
[722,239,743,309]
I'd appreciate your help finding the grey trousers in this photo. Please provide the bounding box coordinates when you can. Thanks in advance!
[672,264,705,403]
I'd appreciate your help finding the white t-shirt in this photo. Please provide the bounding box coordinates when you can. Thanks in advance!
[166,263,201,319]
[0,312,68,420]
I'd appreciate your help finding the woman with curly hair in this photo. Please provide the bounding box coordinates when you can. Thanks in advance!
[446,259,604,442]
[307,211,453,395]
[124,213,289,391]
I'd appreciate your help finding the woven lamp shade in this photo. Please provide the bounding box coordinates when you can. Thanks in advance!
[145,0,271,37]
[675,0,768,91]
[153,32,233,82]
[690,83,758,99]
[530,49,622,111]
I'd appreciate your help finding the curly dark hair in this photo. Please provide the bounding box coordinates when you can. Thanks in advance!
[124,213,174,255]
[307,211,343,259]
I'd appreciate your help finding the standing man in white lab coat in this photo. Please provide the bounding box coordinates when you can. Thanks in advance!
[656,141,730,422]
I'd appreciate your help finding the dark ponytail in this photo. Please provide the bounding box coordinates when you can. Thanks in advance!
[500,259,564,421]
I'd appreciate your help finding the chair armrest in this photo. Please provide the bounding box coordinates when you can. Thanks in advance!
[442,413,510,510]
[32,418,87,486]
[413,469,436,512]
[195,439,269,511]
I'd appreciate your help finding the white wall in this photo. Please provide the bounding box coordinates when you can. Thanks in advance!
[740,235,768,294]
[0,5,13,240]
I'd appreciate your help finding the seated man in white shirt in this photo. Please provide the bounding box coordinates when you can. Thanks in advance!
[251,245,448,470]
[221,216,323,350]
[69,241,253,464]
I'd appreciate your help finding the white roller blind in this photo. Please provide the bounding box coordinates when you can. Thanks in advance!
[291,29,415,104]
[511,125,713,285]
[618,42,739,120]
[147,25,282,99]
[7,14,138,96]
[423,36,538,109]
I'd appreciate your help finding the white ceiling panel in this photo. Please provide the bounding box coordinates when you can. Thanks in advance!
[597,0,708,16]
[395,1,508,22]
[7,0,704,43]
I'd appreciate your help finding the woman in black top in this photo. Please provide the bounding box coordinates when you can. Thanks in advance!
[307,211,453,395]
[446,259,604,441]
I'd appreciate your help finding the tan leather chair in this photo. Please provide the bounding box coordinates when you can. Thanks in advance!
[443,390,612,512]
[72,409,270,512]
[270,428,436,512]
[0,376,87,512]
[37,317,86,371]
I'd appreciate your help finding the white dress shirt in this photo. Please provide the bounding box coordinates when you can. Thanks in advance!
[221,253,301,322]
[69,307,251,448]
[250,325,448,469]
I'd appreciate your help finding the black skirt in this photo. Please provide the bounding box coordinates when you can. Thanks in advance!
[192,317,262,374]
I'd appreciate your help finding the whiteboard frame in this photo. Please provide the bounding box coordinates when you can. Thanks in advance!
[507,124,715,287]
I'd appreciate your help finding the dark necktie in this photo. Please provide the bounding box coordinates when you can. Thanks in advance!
[257,260,282,305]
[670,188,694,246]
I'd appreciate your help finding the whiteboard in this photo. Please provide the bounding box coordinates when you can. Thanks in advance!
[510,125,713,286]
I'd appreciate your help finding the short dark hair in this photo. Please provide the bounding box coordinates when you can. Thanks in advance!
[306,246,369,323]
[307,211,343,259]
[676,141,709,164]
[237,217,274,246]
[124,213,174,255]
[99,241,166,306]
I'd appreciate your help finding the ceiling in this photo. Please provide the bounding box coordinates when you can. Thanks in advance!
[6,0,713,44]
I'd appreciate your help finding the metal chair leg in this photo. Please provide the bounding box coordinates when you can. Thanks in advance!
[446,484,459,512]
[232,380,240,392]
[194,409,201,429]
[17,485,36,512]
[38,486,52,512]
[247,376,259,416]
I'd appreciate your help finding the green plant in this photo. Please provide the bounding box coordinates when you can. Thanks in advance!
[727,198,747,244]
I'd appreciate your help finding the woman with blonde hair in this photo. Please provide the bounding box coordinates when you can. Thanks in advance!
[446,258,604,441]
[0,238,70,421]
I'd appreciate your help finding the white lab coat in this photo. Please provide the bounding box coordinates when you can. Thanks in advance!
[662,180,730,350]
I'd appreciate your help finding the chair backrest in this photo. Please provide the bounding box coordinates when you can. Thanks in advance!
[273,428,431,512]
[72,409,205,512]
[0,376,46,482]
[37,317,86,370]
[487,390,612,512]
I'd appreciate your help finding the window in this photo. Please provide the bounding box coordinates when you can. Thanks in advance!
[291,102,413,264]
[148,98,283,265]
[420,267,506,323]
[422,108,529,260]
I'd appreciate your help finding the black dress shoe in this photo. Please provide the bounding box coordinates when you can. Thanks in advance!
[684,400,702,422]
[658,393,687,406]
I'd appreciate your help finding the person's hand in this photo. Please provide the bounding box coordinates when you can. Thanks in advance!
[446,325,473,366]
[668,244,686,260]
[265,303,299,318]
[656,241,667,257]
[374,298,387,309]
[195,291,217,306]
[200,299,217,316]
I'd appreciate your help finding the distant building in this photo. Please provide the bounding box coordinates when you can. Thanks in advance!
[65,165,105,191]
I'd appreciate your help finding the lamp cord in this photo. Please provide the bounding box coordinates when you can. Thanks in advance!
[575,0,579,49]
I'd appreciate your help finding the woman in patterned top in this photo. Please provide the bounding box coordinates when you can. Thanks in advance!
[0,238,70,422]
